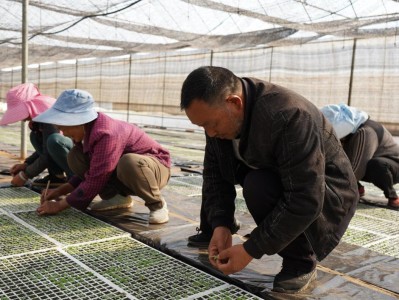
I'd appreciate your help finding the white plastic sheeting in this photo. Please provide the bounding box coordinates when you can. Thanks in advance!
[1,0,399,68]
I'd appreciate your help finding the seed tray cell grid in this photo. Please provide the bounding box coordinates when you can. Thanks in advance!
[67,238,226,299]
[361,181,399,196]
[368,237,399,258]
[15,209,127,246]
[0,250,128,300]
[342,227,385,246]
[173,175,203,186]
[195,285,262,299]
[168,177,248,212]
[167,178,202,196]
[348,214,398,236]
[0,187,40,212]
[356,203,399,222]
[0,214,55,258]
[234,190,248,213]
[168,146,205,162]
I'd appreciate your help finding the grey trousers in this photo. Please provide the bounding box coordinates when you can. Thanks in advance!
[68,146,170,210]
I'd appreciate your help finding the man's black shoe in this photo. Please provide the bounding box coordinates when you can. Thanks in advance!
[187,219,241,247]
[187,228,212,248]
[32,174,67,188]
[273,268,317,294]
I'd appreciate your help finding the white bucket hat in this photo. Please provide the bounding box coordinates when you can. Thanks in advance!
[33,89,98,126]
[321,103,369,139]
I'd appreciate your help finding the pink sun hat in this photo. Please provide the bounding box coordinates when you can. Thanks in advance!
[0,83,56,125]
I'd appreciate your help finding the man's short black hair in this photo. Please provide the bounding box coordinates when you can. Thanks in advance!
[180,66,240,110]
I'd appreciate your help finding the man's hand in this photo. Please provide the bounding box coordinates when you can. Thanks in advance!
[36,198,70,215]
[208,226,232,267]
[215,244,253,275]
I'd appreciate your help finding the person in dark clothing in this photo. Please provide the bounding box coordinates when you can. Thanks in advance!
[0,83,73,187]
[180,66,359,294]
[321,104,399,209]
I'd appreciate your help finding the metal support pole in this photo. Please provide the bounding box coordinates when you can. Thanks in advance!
[20,0,29,159]
[127,54,132,123]
[347,38,357,106]
[269,46,274,82]
[75,59,78,89]
[161,54,167,128]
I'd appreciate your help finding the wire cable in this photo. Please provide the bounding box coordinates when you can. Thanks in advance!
[29,0,143,40]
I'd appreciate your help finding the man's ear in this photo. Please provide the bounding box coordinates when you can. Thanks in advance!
[226,95,243,110]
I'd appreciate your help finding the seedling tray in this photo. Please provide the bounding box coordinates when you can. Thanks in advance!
[342,227,384,246]
[172,175,203,186]
[0,214,55,257]
[347,213,397,236]
[356,203,399,222]
[368,238,399,257]
[167,177,203,197]
[168,176,248,212]
[0,187,261,298]
[342,203,399,258]
[15,209,129,246]
[0,250,129,299]
[66,237,261,299]
[0,187,41,213]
